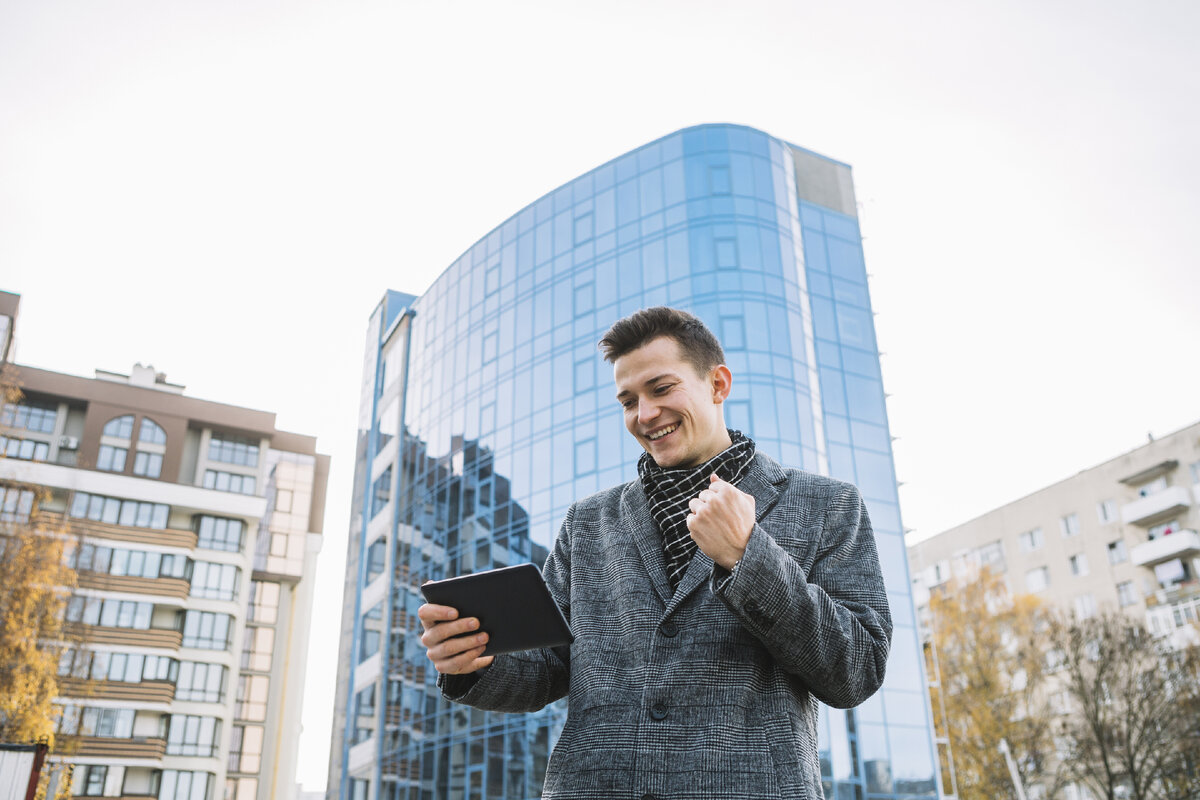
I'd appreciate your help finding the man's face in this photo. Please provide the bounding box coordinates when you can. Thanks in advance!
[613,336,732,469]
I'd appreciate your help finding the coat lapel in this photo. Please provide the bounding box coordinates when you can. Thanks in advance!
[665,453,789,613]
[621,480,673,606]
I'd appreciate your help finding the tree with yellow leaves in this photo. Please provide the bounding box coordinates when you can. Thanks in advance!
[0,485,75,749]
[927,565,1061,800]
[0,373,77,754]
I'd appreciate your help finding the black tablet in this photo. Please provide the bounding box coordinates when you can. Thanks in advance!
[420,563,574,656]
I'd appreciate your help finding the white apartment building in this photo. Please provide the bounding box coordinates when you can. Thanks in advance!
[0,291,328,800]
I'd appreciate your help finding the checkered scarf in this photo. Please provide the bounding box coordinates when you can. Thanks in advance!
[637,429,756,591]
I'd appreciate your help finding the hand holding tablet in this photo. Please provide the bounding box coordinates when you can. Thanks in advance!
[418,563,574,675]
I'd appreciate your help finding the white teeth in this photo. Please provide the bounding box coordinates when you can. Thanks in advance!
[647,424,678,441]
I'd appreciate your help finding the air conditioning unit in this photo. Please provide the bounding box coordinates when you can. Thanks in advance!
[58,436,79,449]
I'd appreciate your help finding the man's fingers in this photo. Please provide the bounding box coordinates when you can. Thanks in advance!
[427,630,489,663]
[417,602,459,631]
[440,650,495,675]
[420,616,481,647]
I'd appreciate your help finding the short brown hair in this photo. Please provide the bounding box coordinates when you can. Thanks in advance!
[598,307,725,376]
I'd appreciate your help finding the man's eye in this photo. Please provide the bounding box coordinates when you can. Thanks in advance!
[621,400,635,410]
[654,384,671,394]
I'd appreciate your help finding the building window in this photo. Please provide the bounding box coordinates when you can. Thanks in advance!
[977,540,1006,573]
[1190,460,1200,485]
[175,661,227,702]
[133,450,163,478]
[190,561,240,601]
[58,706,135,738]
[2,400,58,433]
[228,725,264,773]
[139,418,166,444]
[371,467,392,518]
[71,543,188,580]
[1060,513,1080,537]
[236,675,270,722]
[208,434,259,468]
[356,683,376,716]
[196,516,245,552]
[1018,528,1044,553]
[159,770,213,800]
[1136,476,1168,497]
[203,469,257,495]
[181,611,233,650]
[0,486,35,522]
[102,415,135,439]
[365,539,386,583]
[226,778,258,800]
[1074,593,1096,619]
[96,444,127,472]
[77,765,111,796]
[69,491,168,529]
[0,435,49,461]
[65,597,152,629]
[248,581,280,624]
[90,651,175,683]
[1107,539,1128,564]
[1116,580,1139,607]
[240,626,275,672]
[714,237,738,269]
[1096,499,1117,524]
[1069,553,1089,577]
[166,715,221,757]
[1148,519,1180,540]
[1025,566,1050,593]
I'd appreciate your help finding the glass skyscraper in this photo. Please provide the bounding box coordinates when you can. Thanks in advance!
[328,124,939,800]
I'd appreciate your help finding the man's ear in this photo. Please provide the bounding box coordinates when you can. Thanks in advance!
[710,364,733,404]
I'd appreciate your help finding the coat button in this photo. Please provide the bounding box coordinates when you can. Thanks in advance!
[660,621,678,638]
[745,600,760,615]
[642,794,656,800]
[650,702,668,720]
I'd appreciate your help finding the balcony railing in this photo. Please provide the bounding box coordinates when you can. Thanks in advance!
[64,623,182,650]
[37,511,199,549]
[58,677,175,704]
[73,736,166,760]
[1120,485,1193,526]
[76,572,190,600]
[1131,529,1200,567]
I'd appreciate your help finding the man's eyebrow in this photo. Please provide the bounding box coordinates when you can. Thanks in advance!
[615,373,677,400]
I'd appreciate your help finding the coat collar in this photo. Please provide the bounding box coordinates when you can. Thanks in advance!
[620,451,789,609]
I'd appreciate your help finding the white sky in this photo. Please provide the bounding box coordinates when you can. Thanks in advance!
[3,0,1198,791]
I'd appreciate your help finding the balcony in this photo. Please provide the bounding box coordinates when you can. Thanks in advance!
[64,623,182,650]
[35,511,200,549]
[73,736,166,760]
[58,678,175,704]
[1131,529,1200,567]
[76,572,189,600]
[1120,485,1192,526]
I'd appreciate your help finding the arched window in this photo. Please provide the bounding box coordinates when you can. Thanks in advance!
[103,415,135,439]
[99,415,134,472]
[139,418,166,445]
[133,418,166,479]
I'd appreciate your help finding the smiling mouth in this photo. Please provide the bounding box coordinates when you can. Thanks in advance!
[646,423,679,441]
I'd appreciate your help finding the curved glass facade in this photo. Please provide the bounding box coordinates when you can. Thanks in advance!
[330,124,938,800]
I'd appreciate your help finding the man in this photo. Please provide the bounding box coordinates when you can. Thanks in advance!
[419,306,891,799]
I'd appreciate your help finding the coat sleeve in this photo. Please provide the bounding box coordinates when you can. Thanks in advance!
[711,481,892,709]
[438,505,574,712]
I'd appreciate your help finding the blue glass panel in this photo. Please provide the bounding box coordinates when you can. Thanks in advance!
[887,725,936,796]
[844,375,886,425]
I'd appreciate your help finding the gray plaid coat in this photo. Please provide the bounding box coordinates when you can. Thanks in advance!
[441,452,892,799]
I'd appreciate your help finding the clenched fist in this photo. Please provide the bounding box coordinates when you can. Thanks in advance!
[686,473,756,570]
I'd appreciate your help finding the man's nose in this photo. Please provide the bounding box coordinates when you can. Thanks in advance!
[638,398,659,425]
